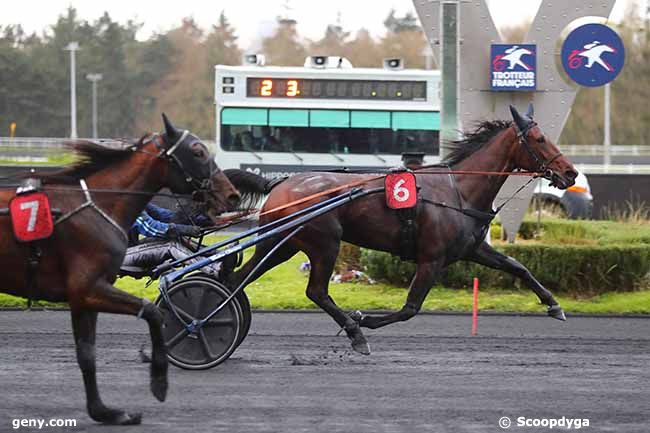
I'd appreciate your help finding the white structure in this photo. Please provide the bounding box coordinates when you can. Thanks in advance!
[412,0,616,241]
[214,59,440,175]
[64,42,79,139]
[86,73,103,139]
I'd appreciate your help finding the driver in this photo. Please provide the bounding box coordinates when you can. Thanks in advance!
[122,203,221,276]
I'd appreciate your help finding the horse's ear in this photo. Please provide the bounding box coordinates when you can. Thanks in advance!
[162,113,180,142]
[526,103,534,119]
[509,105,528,131]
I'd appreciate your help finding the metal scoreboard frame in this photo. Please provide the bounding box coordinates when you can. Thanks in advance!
[216,65,439,111]
[214,64,441,174]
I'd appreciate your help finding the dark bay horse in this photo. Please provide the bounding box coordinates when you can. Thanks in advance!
[0,114,240,424]
[228,105,578,355]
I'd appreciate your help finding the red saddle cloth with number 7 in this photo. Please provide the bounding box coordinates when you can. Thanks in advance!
[10,191,54,242]
[384,171,417,209]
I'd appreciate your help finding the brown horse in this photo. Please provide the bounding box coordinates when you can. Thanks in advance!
[228,105,578,355]
[0,114,240,424]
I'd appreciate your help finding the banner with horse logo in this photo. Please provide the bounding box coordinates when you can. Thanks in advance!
[385,172,417,209]
[10,192,54,242]
[490,44,537,91]
[561,23,625,87]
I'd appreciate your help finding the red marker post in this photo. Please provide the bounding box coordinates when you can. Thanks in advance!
[472,277,479,336]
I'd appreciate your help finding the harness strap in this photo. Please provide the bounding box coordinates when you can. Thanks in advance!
[80,179,92,202]
[421,198,496,223]
[25,242,42,301]
[54,179,128,243]
[165,130,189,157]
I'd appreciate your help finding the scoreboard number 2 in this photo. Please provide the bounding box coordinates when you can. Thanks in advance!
[260,79,273,96]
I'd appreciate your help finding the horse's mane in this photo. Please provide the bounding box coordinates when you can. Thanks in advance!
[35,136,149,184]
[223,168,269,211]
[442,120,512,166]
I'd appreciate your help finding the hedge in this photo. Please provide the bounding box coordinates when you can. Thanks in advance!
[361,244,650,295]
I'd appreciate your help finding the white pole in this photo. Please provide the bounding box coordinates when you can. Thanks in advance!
[604,82,611,166]
[86,73,103,138]
[64,42,79,139]
[91,79,97,138]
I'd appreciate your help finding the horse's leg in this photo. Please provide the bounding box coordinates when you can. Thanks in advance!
[71,309,142,425]
[71,280,168,412]
[359,261,441,329]
[466,241,566,320]
[301,241,371,355]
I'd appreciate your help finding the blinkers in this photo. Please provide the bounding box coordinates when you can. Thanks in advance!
[159,113,218,197]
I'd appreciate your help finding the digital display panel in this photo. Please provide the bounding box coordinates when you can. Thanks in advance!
[246,78,427,100]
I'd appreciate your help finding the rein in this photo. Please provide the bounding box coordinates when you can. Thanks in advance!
[39,185,193,199]
[236,167,543,228]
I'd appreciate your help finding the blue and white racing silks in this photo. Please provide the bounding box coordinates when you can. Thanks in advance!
[132,209,171,238]
[130,203,210,240]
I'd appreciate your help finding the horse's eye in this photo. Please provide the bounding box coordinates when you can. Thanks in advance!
[536,136,545,144]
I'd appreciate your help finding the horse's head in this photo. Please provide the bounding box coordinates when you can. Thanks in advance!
[159,113,240,220]
[509,104,578,189]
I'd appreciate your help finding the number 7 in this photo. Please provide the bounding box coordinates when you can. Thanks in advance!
[20,200,40,232]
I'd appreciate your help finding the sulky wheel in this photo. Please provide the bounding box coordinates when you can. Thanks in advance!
[154,276,243,370]
[194,273,251,348]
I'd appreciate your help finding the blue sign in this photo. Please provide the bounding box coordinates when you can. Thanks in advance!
[490,44,537,91]
[561,23,625,87]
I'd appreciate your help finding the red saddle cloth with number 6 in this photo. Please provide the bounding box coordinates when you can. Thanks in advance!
[384,171,417,209]
[10,192,54,242]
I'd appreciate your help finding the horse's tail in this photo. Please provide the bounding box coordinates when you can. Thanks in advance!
[223,168,286,211]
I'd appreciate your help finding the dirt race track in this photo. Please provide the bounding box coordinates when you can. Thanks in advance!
[0,310,649,433]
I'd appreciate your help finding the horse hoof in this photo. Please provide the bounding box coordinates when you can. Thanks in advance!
[151,375,168,402]
[351,338,371,355]
[115,412,142,426]
[91,408,142,425]
[345,323,371,355]
[139,344,152,363]
[548,305,567,321]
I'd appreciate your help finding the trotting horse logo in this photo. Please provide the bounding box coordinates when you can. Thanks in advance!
[490,44,537,91]
[568,41,616,71]
[561,23,625,87]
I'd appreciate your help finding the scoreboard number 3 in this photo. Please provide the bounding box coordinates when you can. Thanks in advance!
[286,80,299,97]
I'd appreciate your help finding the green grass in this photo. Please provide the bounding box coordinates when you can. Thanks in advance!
[3,249,650,314]
[516,217,650,246]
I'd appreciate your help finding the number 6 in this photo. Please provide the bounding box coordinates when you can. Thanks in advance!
[393,179,410,202]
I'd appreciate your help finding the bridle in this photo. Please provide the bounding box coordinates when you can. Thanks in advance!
[145,131,217,199]
[515,121,563,181]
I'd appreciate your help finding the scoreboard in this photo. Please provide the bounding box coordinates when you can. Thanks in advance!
[246,78,427,101]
